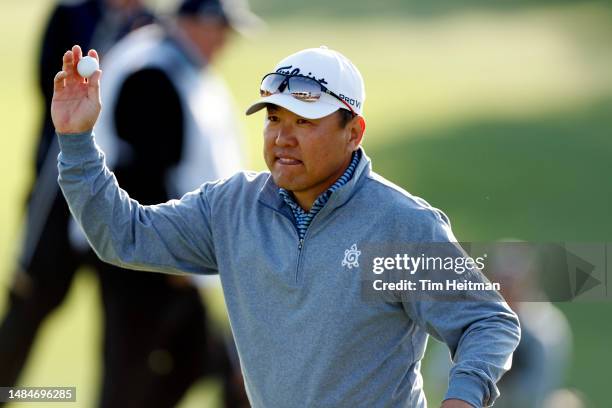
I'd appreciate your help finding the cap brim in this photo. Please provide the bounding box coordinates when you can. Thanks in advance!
[245,94,340,119]
[225,9,265,37]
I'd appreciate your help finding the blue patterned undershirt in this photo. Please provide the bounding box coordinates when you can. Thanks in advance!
[279,150,361,241]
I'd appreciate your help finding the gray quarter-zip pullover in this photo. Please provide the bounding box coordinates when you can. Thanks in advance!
[57,131,520,407]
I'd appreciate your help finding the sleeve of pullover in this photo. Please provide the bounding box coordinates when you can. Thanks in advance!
[56,130,218,275]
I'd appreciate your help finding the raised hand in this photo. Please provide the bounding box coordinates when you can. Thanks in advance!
[51,45,102,134]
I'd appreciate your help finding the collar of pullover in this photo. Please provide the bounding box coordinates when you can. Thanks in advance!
[257,147,372,220]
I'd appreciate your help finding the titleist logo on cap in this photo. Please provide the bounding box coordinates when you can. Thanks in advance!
[274,65,362,109]
[275,65,328,84]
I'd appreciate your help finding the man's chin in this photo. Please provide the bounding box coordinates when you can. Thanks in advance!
[274,180,297,191]
[272,175,304,192]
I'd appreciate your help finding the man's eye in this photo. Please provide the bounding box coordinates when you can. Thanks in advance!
[297,118,311,125]
[267,115,279,122]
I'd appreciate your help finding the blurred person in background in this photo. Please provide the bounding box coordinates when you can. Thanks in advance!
[426,242,574,408]
[492,243,573,408]
[0,0,154,403]
[88,0,261,406]
[0,0,252,406]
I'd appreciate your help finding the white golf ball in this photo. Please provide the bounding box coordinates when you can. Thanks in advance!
[77,56,99,78]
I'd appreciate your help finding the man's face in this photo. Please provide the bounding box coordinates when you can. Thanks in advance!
[263,105,358,204]
[179,16,229,62]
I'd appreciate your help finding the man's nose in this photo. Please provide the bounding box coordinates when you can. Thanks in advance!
[275,123,297,147]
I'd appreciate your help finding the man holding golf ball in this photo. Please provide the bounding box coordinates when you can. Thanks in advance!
[52,43,520,407]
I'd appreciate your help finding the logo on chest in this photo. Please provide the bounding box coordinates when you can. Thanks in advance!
[341,244,361,269]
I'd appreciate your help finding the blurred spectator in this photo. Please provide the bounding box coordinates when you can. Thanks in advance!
[87,0,262,406]
[492,243,573,408]
[0,1,155,402]
[494,302,572,408]
[426,242,574,408]
[1,0,256,405]
[542,389,587,408]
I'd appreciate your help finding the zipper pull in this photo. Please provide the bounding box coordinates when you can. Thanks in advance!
[298,238,304,250]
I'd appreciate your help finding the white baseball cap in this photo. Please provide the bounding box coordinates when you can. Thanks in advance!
[245,46,366,119]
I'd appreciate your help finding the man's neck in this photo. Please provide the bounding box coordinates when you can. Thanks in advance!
[292,191,318,212]
[291,153,356,212]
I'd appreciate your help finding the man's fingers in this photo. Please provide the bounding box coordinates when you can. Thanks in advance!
[62,51,74,75]
[88,49,100,64]
[53,71,67,91]
[62,47,85,84]
[88,69,102,90]
[72,45,83,63]
[70,45,85,83]
[87,69,102,102]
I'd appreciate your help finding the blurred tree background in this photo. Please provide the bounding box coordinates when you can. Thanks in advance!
[1,0,611,406]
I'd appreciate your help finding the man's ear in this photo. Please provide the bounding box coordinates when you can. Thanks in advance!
[357,116,366,134]
[349,116,366,149]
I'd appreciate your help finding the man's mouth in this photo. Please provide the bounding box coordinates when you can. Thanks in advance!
[276,155,303,165]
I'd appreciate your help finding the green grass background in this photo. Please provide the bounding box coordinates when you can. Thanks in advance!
[1,0,612,406]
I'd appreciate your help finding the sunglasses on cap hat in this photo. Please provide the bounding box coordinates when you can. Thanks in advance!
[259,73,357,116]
